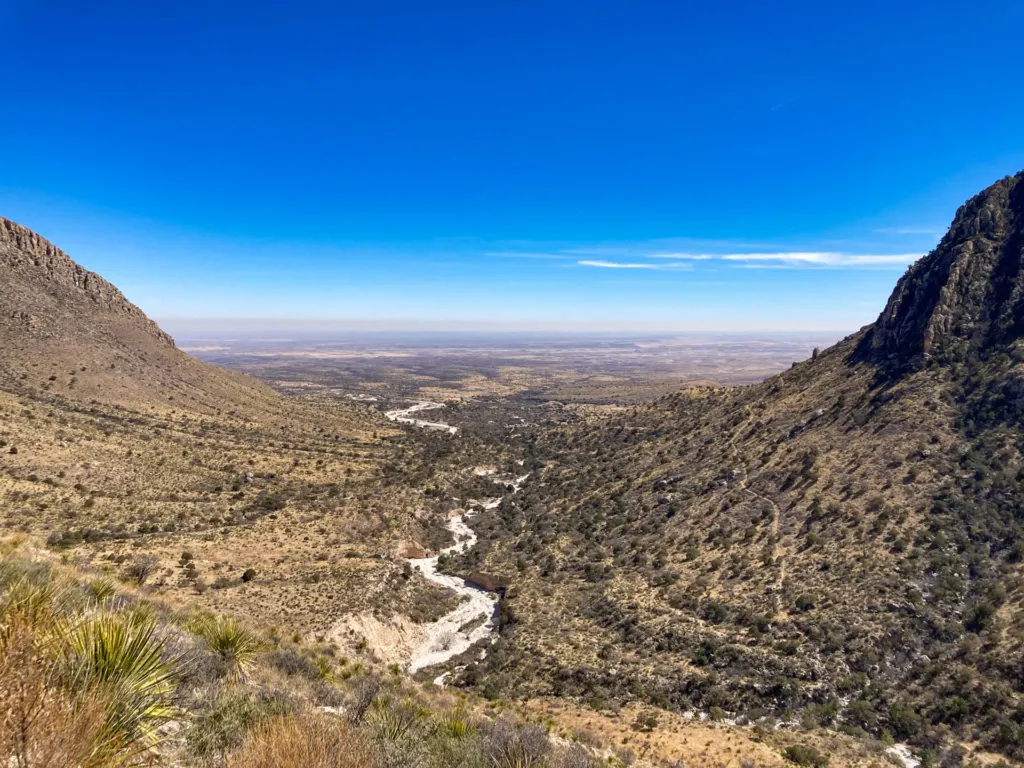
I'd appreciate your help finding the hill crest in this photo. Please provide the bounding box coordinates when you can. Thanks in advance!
[858,171,1024,368]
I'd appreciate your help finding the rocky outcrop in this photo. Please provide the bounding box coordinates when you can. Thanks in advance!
[0,217,174,347]
[463,571,509,593]
[856,171,1024,369]
[0,215,279,414]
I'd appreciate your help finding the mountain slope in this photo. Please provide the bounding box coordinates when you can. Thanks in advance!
[0,217,426,637]
[455,172,1024,762]
[0,216,280,416]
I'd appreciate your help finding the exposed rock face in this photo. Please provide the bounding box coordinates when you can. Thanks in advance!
[0,217,174,347]
[463,571,509,593]
[858,171,1024,368]
[0,215,279,414]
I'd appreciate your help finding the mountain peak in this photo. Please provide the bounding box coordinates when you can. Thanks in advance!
[857,171,1024,368]
[0,216,174,348]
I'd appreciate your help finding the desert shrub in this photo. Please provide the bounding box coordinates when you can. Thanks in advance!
[889,701,924,740]
[267,646,320,679]
[227,712,377,768]
[187,689,294,760]
[783,743,829,766]
[794,593,816,612]
[121,556,159,586]
[345,674,382,724]
[550,743,600,768]
[481,716,550,768]
[632,710,659,732]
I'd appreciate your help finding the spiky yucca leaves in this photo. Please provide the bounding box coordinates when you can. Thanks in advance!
[63,612,179,754]
[0,573,79,632]
[187,614,263,681]
[435,706,476,740]
[87,577,119,606]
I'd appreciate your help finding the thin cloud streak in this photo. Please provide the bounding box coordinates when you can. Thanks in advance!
[644,252,714,260]
[577,260,694,270]
[486,251,575,260]
[720,252,921,266]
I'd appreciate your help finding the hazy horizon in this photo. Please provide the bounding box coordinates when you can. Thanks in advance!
[159,317,859,337]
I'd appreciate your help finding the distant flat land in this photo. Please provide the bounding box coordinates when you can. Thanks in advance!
[175,330,844,405]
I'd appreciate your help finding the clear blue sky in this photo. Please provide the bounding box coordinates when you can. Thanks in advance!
[2,0,1022,332]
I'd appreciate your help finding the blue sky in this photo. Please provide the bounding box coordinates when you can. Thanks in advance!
[1,0,1022,332]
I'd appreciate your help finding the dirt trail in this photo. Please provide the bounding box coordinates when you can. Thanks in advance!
[741,484,786,607]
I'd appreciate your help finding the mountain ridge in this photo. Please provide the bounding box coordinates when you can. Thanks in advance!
[1,216,175,347]
[857,171,1024,369]
[453,171,1024,762]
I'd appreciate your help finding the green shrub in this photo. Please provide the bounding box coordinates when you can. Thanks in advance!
[783,744,829,767]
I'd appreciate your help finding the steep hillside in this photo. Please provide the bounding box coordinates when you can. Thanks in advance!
[0,217,437,636]
[455,173,1024,763]
[1,216,283,417]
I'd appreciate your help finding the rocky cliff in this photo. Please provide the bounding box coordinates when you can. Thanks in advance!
[858,171,1024,368]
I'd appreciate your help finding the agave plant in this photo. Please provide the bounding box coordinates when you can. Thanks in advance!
[63,612,179,755]
[187,613,263,681]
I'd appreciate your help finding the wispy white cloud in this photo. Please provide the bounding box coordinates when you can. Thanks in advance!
[720,251,920,266]
[770,95,801,112]
[577,260,694,270]
[493,246,921,270]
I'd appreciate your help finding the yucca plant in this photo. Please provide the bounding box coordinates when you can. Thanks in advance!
[187,614,263,681]
[436,706,476,739]
[368,698,420,743]
[63,612,179,756]
[313,654,336,683]
[0,610,113,768]
[0,575,77,634]
[87,577,119,606]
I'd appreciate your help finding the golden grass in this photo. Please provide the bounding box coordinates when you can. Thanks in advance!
[227,712,378,768]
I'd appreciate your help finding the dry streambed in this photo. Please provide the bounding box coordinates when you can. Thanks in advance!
[372,401,527,681]
[385,401,458,434]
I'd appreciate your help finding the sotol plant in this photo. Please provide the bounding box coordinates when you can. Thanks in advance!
[187,614,263,681]
[63,612,179,754]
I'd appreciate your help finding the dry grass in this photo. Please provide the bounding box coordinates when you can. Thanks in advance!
[227,712,378,768]
[0,613,109,768]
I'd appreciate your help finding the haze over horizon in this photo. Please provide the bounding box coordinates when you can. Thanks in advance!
[3,0,1023,332]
